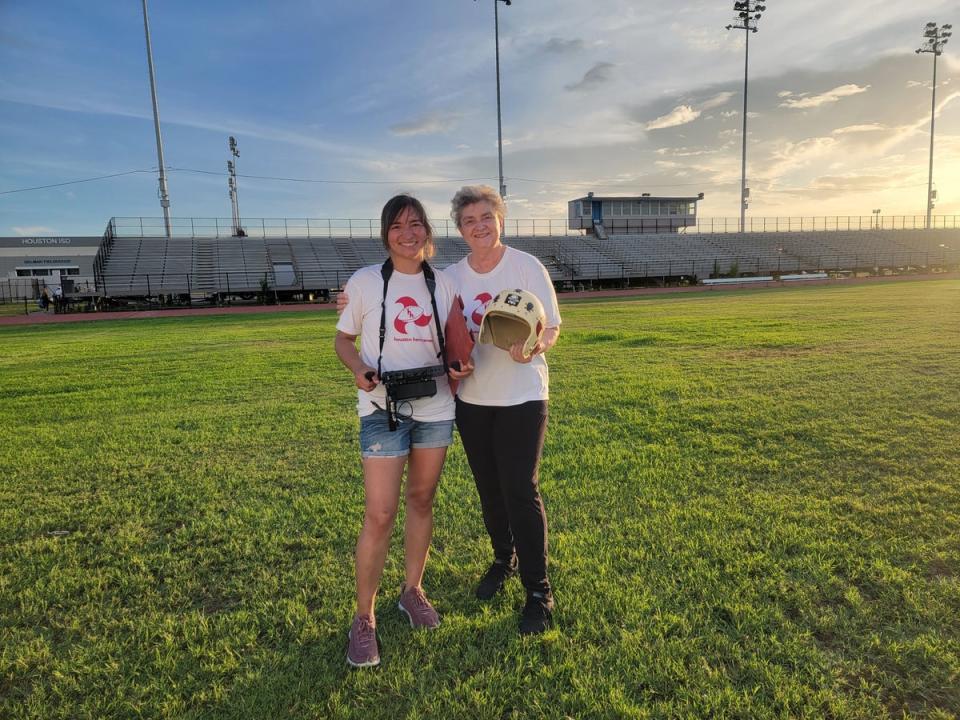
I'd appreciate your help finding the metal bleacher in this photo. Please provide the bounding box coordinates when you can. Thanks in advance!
[540,228,960,283]
[95,224,960,299]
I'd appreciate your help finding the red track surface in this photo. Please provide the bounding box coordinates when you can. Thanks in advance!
[1,272,956,327]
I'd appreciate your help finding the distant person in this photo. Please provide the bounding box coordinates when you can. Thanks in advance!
[38,287,52,311]
[334,193,472,668]
[53,285,64,313]
[446,185,561,635]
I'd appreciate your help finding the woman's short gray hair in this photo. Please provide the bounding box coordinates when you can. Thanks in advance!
[450,185,506,228]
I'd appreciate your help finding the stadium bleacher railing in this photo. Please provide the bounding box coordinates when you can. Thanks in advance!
[107,215,960,239]
[546,249,958,285]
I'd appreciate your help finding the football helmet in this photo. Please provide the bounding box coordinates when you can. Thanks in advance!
[478,288,546,358]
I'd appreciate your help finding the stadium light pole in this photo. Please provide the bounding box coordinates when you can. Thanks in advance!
[228,136,242,237]
[141,0,172,237]
[916,22,952,230]
[726,1,766,234]
[475,0,511,198]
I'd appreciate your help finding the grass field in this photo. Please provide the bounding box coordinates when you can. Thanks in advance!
[2,279,958,719]
[0,302,32,318]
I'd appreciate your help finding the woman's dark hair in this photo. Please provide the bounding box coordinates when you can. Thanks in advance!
[380,194,435,259]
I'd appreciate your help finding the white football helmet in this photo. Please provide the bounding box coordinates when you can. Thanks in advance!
[478,288,546,357]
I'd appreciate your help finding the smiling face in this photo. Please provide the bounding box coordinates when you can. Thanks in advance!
[386,206,429,265]
[457,200,503,253]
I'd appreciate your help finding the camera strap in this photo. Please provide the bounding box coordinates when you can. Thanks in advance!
[375,257,446,430]
[376,257,446,379]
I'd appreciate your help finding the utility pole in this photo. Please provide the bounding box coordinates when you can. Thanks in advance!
[475,0,512,198]
[726,1,766,234]
[141,0,171,237]
[916,22,952,229]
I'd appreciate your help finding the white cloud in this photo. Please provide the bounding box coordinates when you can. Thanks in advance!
[645,105,700,130]
[764,136,839,180]
[871,90,960,155]
[832,124,886,134]
[779,84,870,109]
[655,159,684,171]
[389,111,461,137]
[700,91,735,110]
[677,24,729,53]
[657,146,720,157]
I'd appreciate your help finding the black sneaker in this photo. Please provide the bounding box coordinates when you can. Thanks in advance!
[475,557,517,600]
[519,591,554,635]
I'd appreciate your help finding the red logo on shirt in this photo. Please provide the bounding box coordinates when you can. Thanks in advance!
[470,292,492,328]
[394,296,432,335]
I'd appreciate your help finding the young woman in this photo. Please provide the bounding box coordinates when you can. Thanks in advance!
[335,194,471,667]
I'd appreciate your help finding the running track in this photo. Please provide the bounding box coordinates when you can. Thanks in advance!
[1,272,956,327]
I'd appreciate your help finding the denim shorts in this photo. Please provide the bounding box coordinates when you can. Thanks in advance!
[359,410,454,458]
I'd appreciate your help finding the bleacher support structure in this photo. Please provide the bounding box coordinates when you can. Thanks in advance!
[93,220,960,301]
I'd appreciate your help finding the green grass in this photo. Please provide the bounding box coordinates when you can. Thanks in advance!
[2,279,958,719]
[0,302,33,317]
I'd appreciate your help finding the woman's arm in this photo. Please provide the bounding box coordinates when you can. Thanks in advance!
[508,325,560,364]
[335,331,378,391]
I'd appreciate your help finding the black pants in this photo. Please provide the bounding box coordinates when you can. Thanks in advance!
[455,398,550,594]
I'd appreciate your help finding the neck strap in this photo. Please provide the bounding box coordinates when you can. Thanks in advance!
[377,257,446,379]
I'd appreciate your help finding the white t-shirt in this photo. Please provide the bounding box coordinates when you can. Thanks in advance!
[444,246,561,407]
[337,263,457,420]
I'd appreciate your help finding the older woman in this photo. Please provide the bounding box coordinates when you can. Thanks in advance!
[446,185,561,635]
[335,194,470,667]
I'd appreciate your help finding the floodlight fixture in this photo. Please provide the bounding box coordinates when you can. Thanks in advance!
[725,0,767,232]
[917,21,952,228]
[227,137,242,236]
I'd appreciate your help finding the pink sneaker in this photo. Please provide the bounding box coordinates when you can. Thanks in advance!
[398,585,440,629]
[346,614,380,668]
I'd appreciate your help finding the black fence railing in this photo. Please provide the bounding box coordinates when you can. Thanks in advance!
[106,215,960,240]
[95,269,348,299]
[0,278,47,304]
[547,249,958,285]
[684,215,960,233]
[77,250,957,300]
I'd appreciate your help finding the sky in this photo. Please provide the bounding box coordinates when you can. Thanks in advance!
[0,0,958,237]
